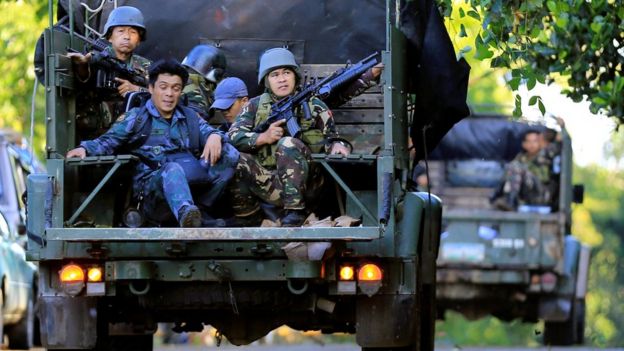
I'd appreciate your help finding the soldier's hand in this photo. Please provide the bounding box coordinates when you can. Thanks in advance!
[202,134,222,166]
[66,147,87,159]
[257,120,285,146]
[115,78,140,97]
[329,142,350,156]
[371,63,384,80]
[67,52,92,65]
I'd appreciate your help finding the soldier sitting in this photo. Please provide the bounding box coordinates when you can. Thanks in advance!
[491,129,550,211]
[182,44,227,121]
[66,59,239,227]
[209,77,249,132]
[227,48,350,227]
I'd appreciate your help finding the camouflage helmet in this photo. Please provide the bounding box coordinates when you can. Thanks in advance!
[181,45,227,83]
[103,6,147,41]
[257,47,299,85]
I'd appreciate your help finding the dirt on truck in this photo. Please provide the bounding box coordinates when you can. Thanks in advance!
[27,0,470,350]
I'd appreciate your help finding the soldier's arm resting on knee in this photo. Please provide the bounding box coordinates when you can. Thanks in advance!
[312,98,351,156]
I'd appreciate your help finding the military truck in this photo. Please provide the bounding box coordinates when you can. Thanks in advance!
[27,1,470,350]
[430,115,590,345]
[0,129,42,349]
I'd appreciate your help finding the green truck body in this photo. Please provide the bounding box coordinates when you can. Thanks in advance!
[431,116,590,345]
[26,1,460,349]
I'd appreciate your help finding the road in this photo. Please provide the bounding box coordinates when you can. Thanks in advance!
[152,346,623,351]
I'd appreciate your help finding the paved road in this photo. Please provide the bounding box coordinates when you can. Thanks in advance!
[151,346,624,351]
[23,345,624,351]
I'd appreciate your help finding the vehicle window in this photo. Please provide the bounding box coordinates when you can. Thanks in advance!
[0,212,9,238]
[8,148,29,213]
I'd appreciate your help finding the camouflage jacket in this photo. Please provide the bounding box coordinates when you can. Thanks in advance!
[80,99,226,193]
[513,152,550,184]
[183,72,216,122]
[228,92,339,168]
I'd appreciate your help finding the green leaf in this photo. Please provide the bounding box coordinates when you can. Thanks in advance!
[513,95,523,117]
[527,77,537,90]
[508,77,521,90]
[538,99,546,115]
[474,34,494,60]
[467,10,481,21]
[529,96,539,106]
[459,7,465,18]
[546,0,557,12]
[460,23,468,37]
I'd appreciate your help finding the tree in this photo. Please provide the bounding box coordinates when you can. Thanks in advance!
[0,0,48,155]
[439,0,624,125]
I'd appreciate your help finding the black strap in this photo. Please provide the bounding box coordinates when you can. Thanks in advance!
[180,106,202,154]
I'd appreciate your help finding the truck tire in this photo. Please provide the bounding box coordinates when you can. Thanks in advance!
[575,299,586,344]
[7,293,34,350]
[105,335,153,351]
[543,298,583,346]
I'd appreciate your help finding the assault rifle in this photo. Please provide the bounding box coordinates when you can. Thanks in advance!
[59,25,148,94]
[253,52,379,137]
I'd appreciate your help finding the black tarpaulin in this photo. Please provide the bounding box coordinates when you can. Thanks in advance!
[400,0,471,162]
[429,116,544,161]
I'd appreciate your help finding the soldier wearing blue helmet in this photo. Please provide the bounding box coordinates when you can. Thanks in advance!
[68,6,151,98]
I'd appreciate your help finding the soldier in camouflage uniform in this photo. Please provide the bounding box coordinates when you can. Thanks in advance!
[228,48,350,226]
[68,6,151,133]
[492,129,551,211]
[182,45,227,121]
[66,60,239,227]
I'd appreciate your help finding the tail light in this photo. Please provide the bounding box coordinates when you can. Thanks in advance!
[358,264,383,281]
[60,264,84,283]
[87,267,103,282]
[339,266,355,281]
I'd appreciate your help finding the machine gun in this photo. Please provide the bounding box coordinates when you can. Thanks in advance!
[253,52,379,137]
[59,25,148,96]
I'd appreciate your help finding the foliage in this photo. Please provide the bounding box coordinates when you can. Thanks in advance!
[573,165,624,346]
[0,0,48,156]
[439,0,624,124]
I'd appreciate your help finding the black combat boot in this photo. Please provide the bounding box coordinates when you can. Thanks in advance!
[281,209,307,227]
[227,210,264,227]
[178,205,202,227]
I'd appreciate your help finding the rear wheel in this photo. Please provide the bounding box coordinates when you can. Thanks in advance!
[7,291,34,350]
[543,298,584,346]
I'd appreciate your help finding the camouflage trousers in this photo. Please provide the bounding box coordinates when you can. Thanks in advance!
[229,137,318,216]
[140,143,239,223]
[501,160,548,206]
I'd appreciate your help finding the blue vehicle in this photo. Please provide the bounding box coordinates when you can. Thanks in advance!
[0,129,40,349]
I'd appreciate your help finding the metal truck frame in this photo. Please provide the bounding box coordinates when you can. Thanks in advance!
[26,1,455,350]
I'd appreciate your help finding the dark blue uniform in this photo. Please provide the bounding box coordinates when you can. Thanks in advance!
[80,100,239,224]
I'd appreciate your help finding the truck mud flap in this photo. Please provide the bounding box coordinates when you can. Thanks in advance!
[356,294,417,347]
[40,296,98,349]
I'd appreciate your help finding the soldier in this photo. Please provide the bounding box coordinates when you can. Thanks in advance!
[67,6,152,135]
[492,129,550,211]
[182,44,227,121]
[227,48,350,227]
[209,77,249,132]
[68,6,151,96]
[66,59,239,227]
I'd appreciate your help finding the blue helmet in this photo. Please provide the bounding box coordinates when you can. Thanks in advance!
[103,6,146,41]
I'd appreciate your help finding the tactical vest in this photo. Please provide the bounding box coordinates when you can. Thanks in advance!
[254,93,325,168]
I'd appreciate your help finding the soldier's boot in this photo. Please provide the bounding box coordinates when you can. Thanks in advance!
[228,210,264,227]
[281,209,307,227]
[178,205,202,227]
